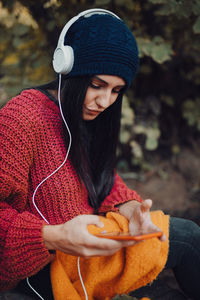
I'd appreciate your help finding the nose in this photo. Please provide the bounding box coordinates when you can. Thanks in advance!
[96,90,112,109]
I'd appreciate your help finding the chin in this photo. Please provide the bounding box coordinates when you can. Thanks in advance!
[83,116,97,121]
[83,113,100,121]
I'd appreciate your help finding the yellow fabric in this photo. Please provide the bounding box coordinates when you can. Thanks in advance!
[51,211,169,300]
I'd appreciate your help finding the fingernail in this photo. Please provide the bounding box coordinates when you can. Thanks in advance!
[161,234,167,241]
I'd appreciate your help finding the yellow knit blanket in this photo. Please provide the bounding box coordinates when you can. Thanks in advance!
[51,211,169,300]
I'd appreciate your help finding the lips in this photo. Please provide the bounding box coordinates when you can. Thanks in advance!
[85,107,102,115]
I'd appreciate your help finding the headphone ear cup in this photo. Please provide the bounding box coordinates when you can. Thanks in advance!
[53,45,74,74]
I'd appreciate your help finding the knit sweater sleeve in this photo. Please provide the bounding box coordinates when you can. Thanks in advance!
[0,97,51,291]
[99,173,143,213]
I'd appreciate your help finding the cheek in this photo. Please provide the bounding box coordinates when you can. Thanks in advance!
[84,88,100,107]
[111,94,119,105]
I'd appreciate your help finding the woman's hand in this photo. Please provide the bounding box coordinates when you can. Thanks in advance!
[42,214,136,257]
[118,199,166,241]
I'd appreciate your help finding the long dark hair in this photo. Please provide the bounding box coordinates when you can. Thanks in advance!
[37,76,123,212]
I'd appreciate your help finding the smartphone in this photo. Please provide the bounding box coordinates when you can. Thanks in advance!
[95,231,163,241]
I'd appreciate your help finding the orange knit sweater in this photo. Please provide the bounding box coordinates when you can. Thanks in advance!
[51,211,169,300]
[0,89,142,291]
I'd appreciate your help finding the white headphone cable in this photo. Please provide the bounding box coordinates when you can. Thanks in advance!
[26,277,45,300]
[31,73,72,224]
[27,74,88,300]
[77,256,88,300]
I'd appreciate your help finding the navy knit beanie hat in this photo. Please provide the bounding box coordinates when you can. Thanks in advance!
[64,14,139,87]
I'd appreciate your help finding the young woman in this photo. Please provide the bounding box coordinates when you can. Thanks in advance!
[0,8,200,300]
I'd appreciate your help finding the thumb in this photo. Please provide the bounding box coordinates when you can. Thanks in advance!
[141,199,152,213]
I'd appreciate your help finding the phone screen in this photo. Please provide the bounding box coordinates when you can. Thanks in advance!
[95,231,163,241]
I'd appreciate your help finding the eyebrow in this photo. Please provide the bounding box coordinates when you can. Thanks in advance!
[93,76,125,87]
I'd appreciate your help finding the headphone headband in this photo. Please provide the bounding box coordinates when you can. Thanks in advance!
[53,8,121,74]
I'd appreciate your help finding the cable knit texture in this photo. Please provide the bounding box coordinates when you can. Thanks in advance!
[0,89,142,291]
[64,14,139,87]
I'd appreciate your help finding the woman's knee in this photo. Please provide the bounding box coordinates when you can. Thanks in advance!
[165,217,200,269]
[169,216,200,245]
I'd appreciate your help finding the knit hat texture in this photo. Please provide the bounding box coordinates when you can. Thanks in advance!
[64,14,139,87]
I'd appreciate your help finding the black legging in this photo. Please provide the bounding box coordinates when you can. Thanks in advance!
[15,216,200,300]
[165,217,200,300]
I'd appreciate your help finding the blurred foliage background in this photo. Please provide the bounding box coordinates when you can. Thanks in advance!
[1,0,200,174]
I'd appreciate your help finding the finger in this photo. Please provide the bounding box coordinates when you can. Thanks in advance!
[90,235,133,250]
[148,223,162,234]
[146,224,167,242]
[121,240,137,247]
[93,234,138,248]
[78,215,104,228]
[140,199,152,213]
[160,233,167,242]
[81,247,121,257]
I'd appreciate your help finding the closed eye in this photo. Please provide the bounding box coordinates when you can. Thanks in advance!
[89,76,125,94]
[89,82,102,89]
[89,83,124,94]
[112,87,124,94]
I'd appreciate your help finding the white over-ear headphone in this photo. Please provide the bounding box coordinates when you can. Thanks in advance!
[52,8,121,75]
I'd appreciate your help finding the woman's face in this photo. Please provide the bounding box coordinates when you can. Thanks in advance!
[83,75,125,120]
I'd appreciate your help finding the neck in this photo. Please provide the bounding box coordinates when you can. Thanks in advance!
[47,89,58,101]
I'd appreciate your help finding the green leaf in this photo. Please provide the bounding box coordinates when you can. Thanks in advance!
[161,95,175,107]
[2,0,15,9]
[121,95,135,126]
[120,130,131,144]
[151,37,173,63]
[12,24,29,36]
[12,36,24,48]
[182,98,200,130]
[115,0,134,10]
[46,20,56,31]
[154,0,178,16]
[137,37,173,64]
[148,0,166,4]
[95,0,111,6]
[130,141,143,159]
[193,16,200,34]
[145,137,158,150]
[175,1,193,18]
[193,0,200,15]
[149,0,194,18]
